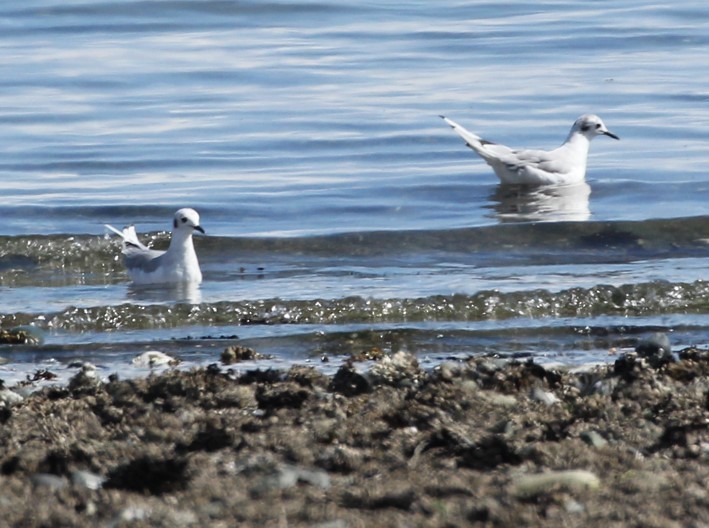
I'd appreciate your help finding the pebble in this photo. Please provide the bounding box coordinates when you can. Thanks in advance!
[168,509,198,526]
[368,351,422,387]
[30,473,67,490]
[71,469,105,490]
[589,377,618,396]
[292,465,331,489]
[311,521,348,528]
[512,470,600,498]
[476,359,507,375]
[68,363,102,391]
[274,464,330,490]
[0,326,45,345]
[251,463,331,495]
[108,506,149,528]
[530,387,560,406]
[580,430,609,448]
[480,391,517,407]
[435,361,459,381]
[635,332,673,366]
[132,351,180,368]
[330,365,371,396]
[564,498,586,514]
[636,332,671,356]
[220,345,262,364]
[0,388,24,407]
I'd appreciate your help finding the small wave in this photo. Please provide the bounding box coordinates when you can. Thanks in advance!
[1,280,705,332]
[1,214,707,270]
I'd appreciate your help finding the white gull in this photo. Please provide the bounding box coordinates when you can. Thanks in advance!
[441,114,619,185]
[105,208,204,285]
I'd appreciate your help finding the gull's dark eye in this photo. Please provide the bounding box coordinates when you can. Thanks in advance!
[181,217,188,223]
[595,123,601,129]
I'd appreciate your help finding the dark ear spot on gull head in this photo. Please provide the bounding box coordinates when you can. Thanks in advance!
[576,114,619,140]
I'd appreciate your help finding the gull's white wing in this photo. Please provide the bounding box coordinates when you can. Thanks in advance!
[503,147,578,185]
[123,246,166,274]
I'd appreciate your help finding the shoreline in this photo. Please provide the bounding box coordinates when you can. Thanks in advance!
[0,347,707,527]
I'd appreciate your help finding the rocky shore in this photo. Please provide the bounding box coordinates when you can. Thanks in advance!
[0,345,707,527]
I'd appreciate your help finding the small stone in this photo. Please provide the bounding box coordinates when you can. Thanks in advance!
[113,506,148,524]
[251,463,330,495]
[31,473,67,490]
[512,470,600,498]
[635,332,673,367]
[460,379,479,394]
[368,351,423,387]
[636,332,671,356]
[580,430,608,448]
[68,363,102,392]
[434,362,455,381]
[0,326,45,345]
[564,498,586,514]
[293,466,331,489]
[311,521,348,528]
[343,487,416,510]
[0,388,24,407]
[677,347,709,362]
[480,391,517,407]
[317,445,363,473]
[71,470,105,490]
[329,365,371,396]
[286,365,328,388]
[84,500,97,516]
[168,509,198,526]
[221,346,265,365]
[312,418,339,442]
[349,346,387,362]
[132,351,180,368]
[597,378,618,395]
[476,359,505,375]
[613,353,644,381]
[530,387,560,406]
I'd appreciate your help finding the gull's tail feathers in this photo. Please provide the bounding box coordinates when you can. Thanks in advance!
[105,224,149,251]
[440,115,500,161]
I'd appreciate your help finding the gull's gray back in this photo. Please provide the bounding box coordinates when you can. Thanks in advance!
[124,246,166,274]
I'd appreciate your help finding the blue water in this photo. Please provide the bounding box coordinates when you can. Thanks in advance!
[0,1,707,384]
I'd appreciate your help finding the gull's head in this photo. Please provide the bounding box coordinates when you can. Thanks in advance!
[572,114,619,141]
[173,208,205,235]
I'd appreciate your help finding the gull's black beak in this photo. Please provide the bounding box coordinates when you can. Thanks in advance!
[194,225,205,234]
[604,130,620,140]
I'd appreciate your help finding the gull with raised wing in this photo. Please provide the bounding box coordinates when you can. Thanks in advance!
[105,208,204,285]
[441,114,619,186]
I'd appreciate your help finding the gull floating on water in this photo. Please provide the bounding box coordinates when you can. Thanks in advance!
[105,208,204,285]
[441,114,619,186]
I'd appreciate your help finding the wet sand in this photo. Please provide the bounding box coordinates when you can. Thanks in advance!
[0,346,707,527]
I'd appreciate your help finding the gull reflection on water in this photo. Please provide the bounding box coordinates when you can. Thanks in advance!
[126,281,202,304]
[490,182,591,223]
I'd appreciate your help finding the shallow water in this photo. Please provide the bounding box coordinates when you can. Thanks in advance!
[0,1,707,383]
